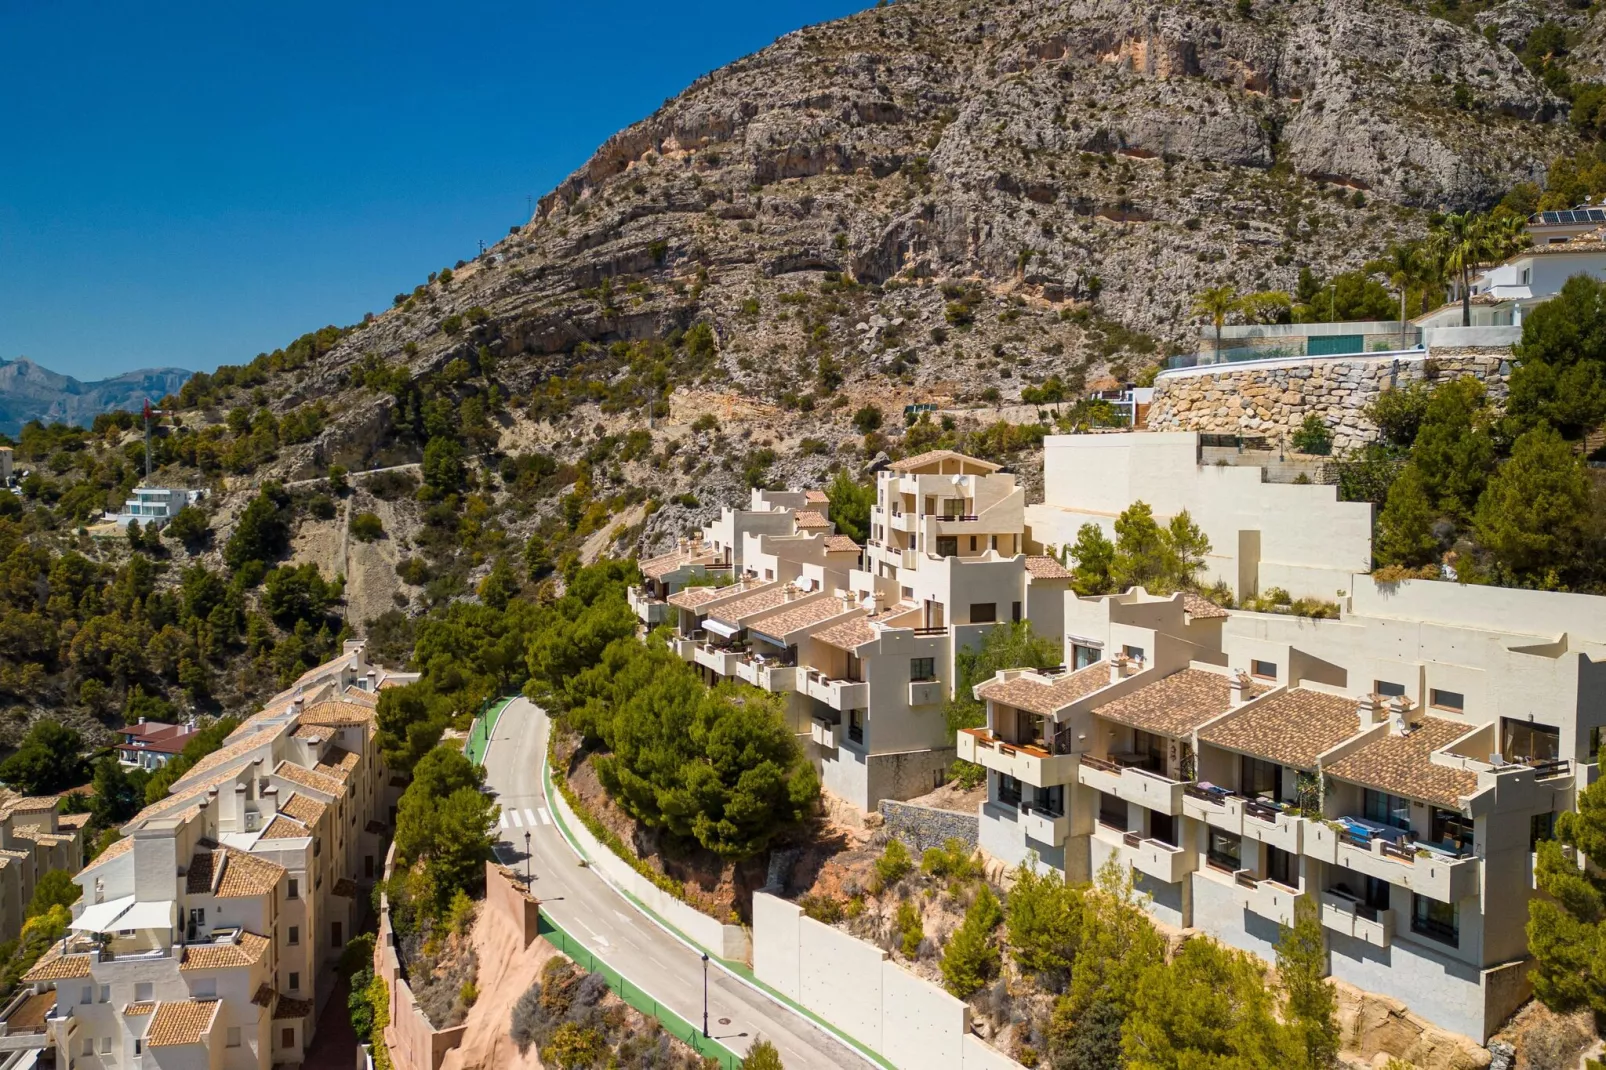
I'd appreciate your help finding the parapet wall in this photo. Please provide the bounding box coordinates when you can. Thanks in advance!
[1147,349,1510,450]
[376,843,467,1070]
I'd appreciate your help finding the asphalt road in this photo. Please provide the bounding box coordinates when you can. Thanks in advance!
[481,696,871,1070]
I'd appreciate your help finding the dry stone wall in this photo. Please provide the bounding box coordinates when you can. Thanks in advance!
[1146,349,1511,451]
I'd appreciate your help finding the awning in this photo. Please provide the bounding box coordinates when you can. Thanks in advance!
[71,895,135,933]
[703,619,741,639]
[116,901,178,932]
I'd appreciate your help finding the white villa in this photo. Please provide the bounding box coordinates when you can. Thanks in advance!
[103,487,205,530]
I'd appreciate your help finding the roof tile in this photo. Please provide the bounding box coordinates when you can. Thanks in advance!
[147,1000,220,1046]
[976,663,1110,717]
[1092,669,1260,739]
[887,449,1001,473]
[1325,715,1481,810]
[1198,689,1361,769]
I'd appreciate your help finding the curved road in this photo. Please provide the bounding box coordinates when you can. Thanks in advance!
[482,697,870,1070]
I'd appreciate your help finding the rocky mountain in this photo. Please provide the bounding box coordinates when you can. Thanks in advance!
[0,358,191,436]
[173,0,1591,557]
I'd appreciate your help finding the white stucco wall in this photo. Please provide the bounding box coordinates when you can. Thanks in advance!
[1327,930,1489,1042]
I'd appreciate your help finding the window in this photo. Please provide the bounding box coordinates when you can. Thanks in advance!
[1122,644,1145,662]
[1133,730,1166,774]
[1502,718,1560,762]
[1207,829,1242,872]
[1430,807,1474,855]
[764,568,774,581]
[1250,659,1277,680]
[135,983,153,1002]
[1011,601,1022,623]
[1364,789,1413,831]
[288,878,299,899]
[289,972,300,992]
[1266,845,1297,888]
[997,775,1022,809]
[969,603,996,623]
[332,921,343,947]
[1375,680,1406,698]
[1362,876,1390,913]
[100,1037,111,1054]
[936,536,958,557]
[1412,895,1459,946]
[909,658,936,682]
[99,985,109,1003]
[1072,644,1102,670]
[1149,811,1176,847]
[82,1039,93,1056]
[135,1040,143,1056]
[282,1028,296,1050]
[1030,785,1064,817]
[969,536,977,552]
[228,1027,242,1048]
[1241,756,1279,799]
[80,986,91,1005]
[1430,689,1465,712]
[1098,792,1126,831]
[288,925,300,946]
[1531,811,1558,849]
[847,709,864,744]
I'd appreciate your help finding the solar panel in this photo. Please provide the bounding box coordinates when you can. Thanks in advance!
[1562,211,1580,223]
[1590,208,1606,221]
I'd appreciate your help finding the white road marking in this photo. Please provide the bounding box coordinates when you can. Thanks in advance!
[509,809,522,827]
[537,807,552,825]
[524,808,538,826]
[499,812,508,829]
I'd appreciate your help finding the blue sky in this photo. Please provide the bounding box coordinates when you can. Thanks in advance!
[0,0,868,381]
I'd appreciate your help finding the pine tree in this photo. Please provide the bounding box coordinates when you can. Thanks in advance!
[1475,424,1594,585]
[742,1039,785,1070]
[1528,774,1606,1017]
[1375,463,1440,567]
[1068,522,1115,596]
[1276,901,1339,1069]
[1005,861,1083,976]
[1163,510,1212,589]
[1123,938,1293,1070]
[941,885,1003,998]
[1111,502,1169,592]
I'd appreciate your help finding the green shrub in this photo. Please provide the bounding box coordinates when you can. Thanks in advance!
[351,512,385,542]
[872,839,913,893]
[941,885,1002,997]
[799,894,845,925]
[1290,413,1333,455]
[923,838,983,883]
[897,898,924,958]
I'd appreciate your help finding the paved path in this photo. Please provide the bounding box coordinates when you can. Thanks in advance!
[481,697,871,1070]
[284,462,421,489]
[304,977,357,1070]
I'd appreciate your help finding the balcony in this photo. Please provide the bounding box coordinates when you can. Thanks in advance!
[899,549,919,570]
[803,670,868,711]
[811,718,837,751]
[673,638,698,662]
[908,680,943,706]
[1111,828,1196,884]
[735,656,797,693]
[627,586,668,625]
[1020,803,1069,847]
[1231,871,1304,927]
[1240,799,1306,854]
[692,644,741,678]
[1076,755,1186,816]
[1319,888,1392,947]
[958,729,1077,789]
[1310,823,1481,902]
[888,511,919,534]
[1182,784,1245,834]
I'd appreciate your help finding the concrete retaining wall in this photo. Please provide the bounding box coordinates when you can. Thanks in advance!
[878,800,979,855]
[483,862,541,948]
[375,843,467,1070]
[1148,349,1510,449]
[752,892,1026,1070]
[549,779,751,962]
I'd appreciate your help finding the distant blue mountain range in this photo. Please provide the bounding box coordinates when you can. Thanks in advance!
[0,358,192,436]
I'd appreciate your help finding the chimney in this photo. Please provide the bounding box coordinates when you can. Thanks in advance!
[1356,693,1383,732]
[1388,696,1420,737]
[261,786,279,819]
[1229,670,1253,707]
[229,783,247,829]
[784,582,799,602]
[1109,654,1132,685]
[138,716,147,726]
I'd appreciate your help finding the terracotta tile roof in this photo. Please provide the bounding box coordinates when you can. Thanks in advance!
[976,663,1110,717]
[290,725,328,742]
[1199,689,1360,769]
[56,812,91,831]
[340,688,380,708]
[314,747,361,782]
[1024,555,1073,580]
[258,814,310,840]
[23,949,92,982]
[123,1002,157,1017]
[295,653,357,686]
[1325,715,1480,810]
[814,617,878,651]
[298,701,375,727]
[187,847,285,898]
[180,931,270,971]
[279,793,326,826]
[666,582,749,610]
[6,795,60,813]
[333,878,358,898]
[274,996,315,1020]
[887,449,1001,473]
[1182,592,1230,620]
[252,984,275,1008]
[273,761,343,796]
[81,835,135,874]
[1092,669,1257,739]
[172,729,275,791]
[804,490,830,503]
[147,1000,221,1046]
[793,511,830,529]
[640,545,719,580]
[706,585,792,624]
[750,599,853,638]
[822,535,860,553]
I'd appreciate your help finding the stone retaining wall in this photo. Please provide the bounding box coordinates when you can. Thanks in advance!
[878,800,979,855]
[1147,349,1511,451]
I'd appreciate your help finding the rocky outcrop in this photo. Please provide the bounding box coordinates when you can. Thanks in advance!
[1145,350,1511,449]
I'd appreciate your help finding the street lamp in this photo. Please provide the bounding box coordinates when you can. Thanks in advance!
[524,831,532,884]
[702,953,710,1038]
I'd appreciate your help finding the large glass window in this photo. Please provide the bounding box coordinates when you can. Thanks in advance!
[1150,812,1177,847]
[970,603,997,624]
[1133,730,1166,773]
[1098,792,1127,831]
[1031,785,1064,817]
[1502,718,1560,762]
[1412,895,1459,946]
[909,657,935,682]
[1430,807,1475,855]
[1072,644,1102,670]
[997,774,1022,809]
[1241,756,1280,798]
[1207,829,1242,872]
[1364,789,1413,831]
[936,536,958,557]
[1266,844,1297,888]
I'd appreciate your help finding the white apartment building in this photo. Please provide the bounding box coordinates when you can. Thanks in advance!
[666,452,1074,810]
[0,446,12,485]
[966,578,1605,1042]
[1416,227,1606,329]
[19,644,403,1070]
[103,488,205,530]
[1024,432,1373,604]
[0,793,86,947]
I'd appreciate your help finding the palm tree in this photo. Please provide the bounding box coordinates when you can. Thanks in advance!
[1380,243,1421,347]
[1431,212,1490,327]
[1190,285,1240,360]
